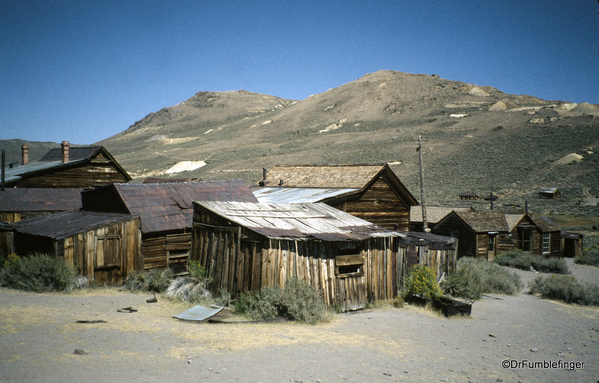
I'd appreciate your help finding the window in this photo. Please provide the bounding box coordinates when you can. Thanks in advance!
[488,235,495,252]
[519,229,531,251]
[542,233,550,254]
[335,254,364,277]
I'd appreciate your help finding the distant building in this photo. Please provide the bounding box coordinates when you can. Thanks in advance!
[539,188,561,199]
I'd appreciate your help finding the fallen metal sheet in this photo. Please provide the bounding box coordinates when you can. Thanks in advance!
[173,305,225,322]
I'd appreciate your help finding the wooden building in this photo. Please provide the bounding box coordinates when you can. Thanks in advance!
[191,201,404,311]
[433,211,514,261]
[505,212,561,257]
[11,211,141,285]
[254,164,418,231]
[0,221,15,255]
[0,188,82,223]
[398,231,458,282]
[561,231,583,258]
[458,193,478,201]
[3,142,131,189]
[82,180,258,273]
[410,205,473,232]
[539,188,561,199]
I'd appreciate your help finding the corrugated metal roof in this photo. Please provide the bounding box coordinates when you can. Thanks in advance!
[112,180,258,234]
[3,159,86,183]
[454,211,509,232]
[253,187,358,203]
[195,201,404,241]
[261,164,386,188]
[400,231,458,250]
[410,206,473,224]
[12,210,137,239]
[0,188,82,212]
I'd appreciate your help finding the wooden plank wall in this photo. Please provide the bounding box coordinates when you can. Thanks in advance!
[60,217,141,285]
[13,162,128,189]
[336,178,411,231]
[418,247,457,281]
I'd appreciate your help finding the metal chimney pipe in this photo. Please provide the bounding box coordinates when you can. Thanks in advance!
[1,149,5,192]
[61,141,69,163]
[21,144,29,165]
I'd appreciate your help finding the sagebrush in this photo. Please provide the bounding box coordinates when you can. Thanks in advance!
[235,277,329,324]
[494,249,569,274]
[441,257,523,300]
[574,245,599,267]
[0,253,77,292]
[528,275,599,306]
[123,268,174,293]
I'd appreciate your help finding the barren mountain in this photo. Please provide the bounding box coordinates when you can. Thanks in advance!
[4,70,599,216]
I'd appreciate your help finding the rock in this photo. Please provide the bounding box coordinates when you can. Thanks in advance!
[530,348,538,352]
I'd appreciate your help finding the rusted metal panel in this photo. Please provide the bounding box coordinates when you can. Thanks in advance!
[0,188,82,213]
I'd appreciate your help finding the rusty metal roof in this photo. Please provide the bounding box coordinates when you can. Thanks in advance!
[195,201,404,241]
[0,188,82,212]
[400,231,458,250]
[84,180,258,234]
[12,210,138,239]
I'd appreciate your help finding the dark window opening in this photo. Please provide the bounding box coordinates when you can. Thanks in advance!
[338,264,362,275]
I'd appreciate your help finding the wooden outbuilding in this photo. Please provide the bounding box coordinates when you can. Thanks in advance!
[410,205,473,232]
[458,193,478,201]
[82,180,258,273]
[433,211,514,261]
[0,188,82,223]
[3,142,131,189]
[254,164,418,231]
[561,231,583,258]
[191,201,405,311]
[505,212,561,257]
[11,211,141,285]
[539,188,561,199]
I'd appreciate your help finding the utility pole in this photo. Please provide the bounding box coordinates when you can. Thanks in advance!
[417,135,429,232]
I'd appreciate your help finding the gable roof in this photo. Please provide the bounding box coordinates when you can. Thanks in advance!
[258,163,418,206]
[0,188,82,212]
[446,211,509,232]
[195,201,403,241]
[12,210,137,240]
[82,180,258,234]
[506,212,561,232]
[3,145,131,184]
[410,206,473,224]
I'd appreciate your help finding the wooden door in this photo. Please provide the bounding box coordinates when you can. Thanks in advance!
[94,234,122,285]
[335,254,366,311]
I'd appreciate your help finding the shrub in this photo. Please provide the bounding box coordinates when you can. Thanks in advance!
[235,277,329,324]
[164,276,212,303]
[0,253,77,292]
[494,250,569,274]
[123,268,174,293]
[574,245,599,267]
[402,265,442,300]
[441,257,522,300]
[528,275,599,306]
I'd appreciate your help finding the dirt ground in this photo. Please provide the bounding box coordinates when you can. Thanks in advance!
[1,258,598,383]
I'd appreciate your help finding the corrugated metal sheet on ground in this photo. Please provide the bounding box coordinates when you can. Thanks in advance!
[173,305,225,322]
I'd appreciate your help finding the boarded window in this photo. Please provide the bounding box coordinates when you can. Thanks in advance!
[95,235,121,270]
[335,254,364,277]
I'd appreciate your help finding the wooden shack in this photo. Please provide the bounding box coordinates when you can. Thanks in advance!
[409,205,473,232]
[11,211,141,285]
[191,201,405,311]
[82,180,258,273]
[561,231,583,258]
[254,164,418,231]
[399,231,458,283]
[539,188,561,199]
[4,142,131,189]
[433,211,514,261]
[0,221,15,255]
[505,212,561,257]
[0,188,82,223]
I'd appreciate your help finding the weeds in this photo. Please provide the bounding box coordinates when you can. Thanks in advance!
[528,275,599,306]
[164,261,213,304]
[235,277,329,324]
[402,265,442,300]
[123,268,174,293]
[441,257,522,300]
[0,253,77,292]
[494,250,569,274]
[574,245,599,267]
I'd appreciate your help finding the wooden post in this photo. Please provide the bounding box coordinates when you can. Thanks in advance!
[417,135,429,232]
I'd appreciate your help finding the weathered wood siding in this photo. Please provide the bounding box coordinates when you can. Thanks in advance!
[0,212,56,223]
[434,216,477,258]
[191,208,402,311]
[332,178,411,231]
[141,232,191,273]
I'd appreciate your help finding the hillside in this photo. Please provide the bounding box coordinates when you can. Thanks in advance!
[4,70,599,216]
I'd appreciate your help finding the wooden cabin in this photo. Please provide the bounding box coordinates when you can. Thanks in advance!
[505,212,561,257]
[398,231,458,282]
[458,193,478,201]
[0,188,82,223]
[3,142,131,189]
[11,211,141,285]
[191,201,405,312]
[82,180,258,274]
[561,231,583,258]
[433,211,514,261]
[409,205,473,232]
[254,164,418,231]
[539,188,561,199]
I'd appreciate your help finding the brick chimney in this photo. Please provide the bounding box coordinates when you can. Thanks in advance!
[21,145,29,165]
[61,141,69,163]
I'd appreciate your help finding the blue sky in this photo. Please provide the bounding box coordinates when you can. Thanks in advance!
[1,0,597,145]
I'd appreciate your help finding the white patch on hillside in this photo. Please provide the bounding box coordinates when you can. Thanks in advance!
[554,153,583,165]
[319,118,348,133]
[450,114,468,118]
[165,161,207,174]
